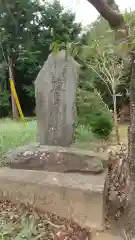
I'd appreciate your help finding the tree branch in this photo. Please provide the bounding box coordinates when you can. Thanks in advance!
[87,0,128,42]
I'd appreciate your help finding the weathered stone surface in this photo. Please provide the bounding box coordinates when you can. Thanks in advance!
[35,50,79,146]
[0,168,104,228]
[92,231,123,240]
[6,144,107,173]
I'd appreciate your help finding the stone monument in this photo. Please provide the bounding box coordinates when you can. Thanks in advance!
[35,50,79,146]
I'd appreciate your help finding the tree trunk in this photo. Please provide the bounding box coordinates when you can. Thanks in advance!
[123,53,135,239]
[113,94,120,144]
[128,53,135,175]
[86,0,135,238]
[8,56,18,120]
[87,0,128,36]
[113,53,135,240]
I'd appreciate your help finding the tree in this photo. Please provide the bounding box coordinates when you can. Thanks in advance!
[0,0,41,118]
[80,11,135,111]
[0,62,10,117]
[0,0,81,117]
[79,26,126,142]
[87,0,135,239]
[88,42,124,143]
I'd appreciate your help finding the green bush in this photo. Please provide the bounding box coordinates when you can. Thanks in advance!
[0,88,10,117]
[76,89,113,138]
[90,111,113,138]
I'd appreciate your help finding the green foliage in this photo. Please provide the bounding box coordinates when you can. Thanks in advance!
[76,89,113,138]
[90,111,113,138]
[0,119,37,157]
[79,12,133,111]
[47,1,81,47]
[0,215,35,239]
[0,87,10,117]
[14,215,35,240]
[75,125,96,142]
[0,61,10,116]
[0,61,10,117]
[0,0,81,117]
[0,119,101,161]
[23,84,35,99]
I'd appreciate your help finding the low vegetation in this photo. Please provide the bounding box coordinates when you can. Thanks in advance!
[0,119,97,158]
[0,118,128,161]
[0,119,37,157]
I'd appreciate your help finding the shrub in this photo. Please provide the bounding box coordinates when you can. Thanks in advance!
[76,89,113,138]
[90,111,113,138]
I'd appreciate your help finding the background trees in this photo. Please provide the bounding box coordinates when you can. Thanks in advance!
[0,0,81,116]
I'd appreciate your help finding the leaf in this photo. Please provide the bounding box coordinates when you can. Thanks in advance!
[0,221,13,238]
[14,216,35,240]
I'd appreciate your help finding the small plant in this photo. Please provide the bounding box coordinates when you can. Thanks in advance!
[0,216,35,240]
[14,215,35,240]
[75,125,96,142]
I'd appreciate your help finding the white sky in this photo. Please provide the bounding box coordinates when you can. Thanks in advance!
[58,0,135,26]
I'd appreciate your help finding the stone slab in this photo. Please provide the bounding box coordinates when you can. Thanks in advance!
[92,231,123,240]
[0,168,105,229]
[6,144,107,173]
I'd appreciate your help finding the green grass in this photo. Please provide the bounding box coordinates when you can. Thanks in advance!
[0,118,128,159]
[0,118,37,156]
[0,119,99,158]
[73,125,97,149]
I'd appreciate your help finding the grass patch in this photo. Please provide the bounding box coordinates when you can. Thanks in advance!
[0,119,100,158]
[0,118,122,159]
[0,118,37,157]
[73,125,97,149]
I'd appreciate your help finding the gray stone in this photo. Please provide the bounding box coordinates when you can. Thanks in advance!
[6,144,107,173]
[35,50,79,146]
[0,167,105,228]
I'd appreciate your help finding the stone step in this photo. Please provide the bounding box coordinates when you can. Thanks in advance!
[92,231,123,240]
[0,168,105,229]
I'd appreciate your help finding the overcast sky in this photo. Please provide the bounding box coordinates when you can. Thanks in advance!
[58,0,135,26]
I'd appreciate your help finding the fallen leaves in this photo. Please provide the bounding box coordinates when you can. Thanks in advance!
[0,200,91,240]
